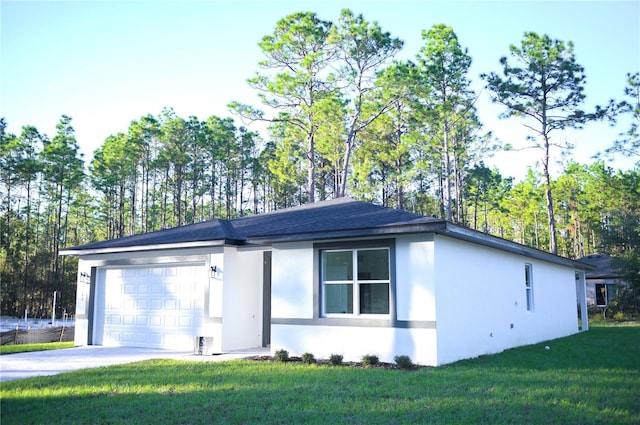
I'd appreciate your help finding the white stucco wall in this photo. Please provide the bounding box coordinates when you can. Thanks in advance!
[270,236,439,365]
[433,235,579,365]
[395,234,436,322]
[74,262,92,346]
[220,246,265,351]
[271,242,314,319]
[272,324,437,365]
[209,252,225,318]
[269,234,581,367]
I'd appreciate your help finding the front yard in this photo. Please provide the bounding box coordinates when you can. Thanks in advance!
[1,323,638,424]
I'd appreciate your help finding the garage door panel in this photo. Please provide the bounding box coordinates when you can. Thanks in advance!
[102,263,206,349]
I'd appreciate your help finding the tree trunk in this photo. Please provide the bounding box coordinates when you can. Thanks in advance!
[542,135,558,254]
[307,133,316,203]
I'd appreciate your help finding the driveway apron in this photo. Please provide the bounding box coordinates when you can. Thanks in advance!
[0,346,268,382]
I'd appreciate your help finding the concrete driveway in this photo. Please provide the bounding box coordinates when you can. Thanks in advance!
[0,346,269,382]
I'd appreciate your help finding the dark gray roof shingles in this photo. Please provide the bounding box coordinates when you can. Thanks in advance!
[65,198,437,251]
[578,254,621,279]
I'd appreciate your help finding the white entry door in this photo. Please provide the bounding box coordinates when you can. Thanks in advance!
[98,263,206,349]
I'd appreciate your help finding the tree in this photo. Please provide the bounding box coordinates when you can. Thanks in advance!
[416,24,477,222]
[36,116,84,318]
[40,116,84,282]
[231,11,334,203]
[605,72,640,157]
[352,62,416,208]
[90,133,133,238]
[330,9,403,197]
[203,116,236,218]
[482,32,598,254]
[127,115,161,233]
[464,163,512,232]
[599,166,640,313]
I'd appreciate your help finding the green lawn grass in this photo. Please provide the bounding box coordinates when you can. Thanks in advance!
[0,341,74,355]
[1,323,638,425]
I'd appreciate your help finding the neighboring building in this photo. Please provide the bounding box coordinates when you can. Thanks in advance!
[578,254,624,307]
[61,198,591,366]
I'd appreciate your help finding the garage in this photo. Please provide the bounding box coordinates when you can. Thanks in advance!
[94,263,208,350]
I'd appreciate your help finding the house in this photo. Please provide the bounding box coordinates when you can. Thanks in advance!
[61,198,591,366]
[578,253,624,307]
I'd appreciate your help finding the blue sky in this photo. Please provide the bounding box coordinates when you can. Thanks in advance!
[2,0,639,181]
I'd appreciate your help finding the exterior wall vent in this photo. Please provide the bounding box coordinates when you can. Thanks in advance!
[194,336,214,355]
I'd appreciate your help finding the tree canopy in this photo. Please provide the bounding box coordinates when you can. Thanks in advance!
[1,12,638,319]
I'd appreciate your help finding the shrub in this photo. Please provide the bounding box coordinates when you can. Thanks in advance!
[274,349,289,362]
[329,354,343,366]
[301,352,316,364]
[394,355,413,369]
[588,305,604,322]
[613,311,625,321]
[361,354,379,367]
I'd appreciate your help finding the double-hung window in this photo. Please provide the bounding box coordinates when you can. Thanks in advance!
[321,248,390,316]
[525,263,534,311]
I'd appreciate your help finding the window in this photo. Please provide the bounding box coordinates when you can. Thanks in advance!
[525,264,534,311]
[595,283,616,307]
[321,248,390,316]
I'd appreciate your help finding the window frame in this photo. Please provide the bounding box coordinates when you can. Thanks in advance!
[525,263,534,312]
[595,283,616,307]
[317,240,394,319]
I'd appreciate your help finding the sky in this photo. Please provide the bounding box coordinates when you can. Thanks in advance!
[2,0,639,182]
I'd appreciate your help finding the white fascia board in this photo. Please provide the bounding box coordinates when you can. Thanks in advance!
[59,239,228,256]
[440,223,594,270]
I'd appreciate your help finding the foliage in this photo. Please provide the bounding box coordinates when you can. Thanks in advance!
[415,24,482,221]
[605,72,640,157]
[394,354,414,369]
[274,349,289,362]
[302,353,317,364]
[0,117,86,318]
[482,32,603,254]
[599,166,640,313]
[329,353,343,366]
[1,324,638,425]
[301,352,316,364]
[361,354,379,367]
[1,11,638,319]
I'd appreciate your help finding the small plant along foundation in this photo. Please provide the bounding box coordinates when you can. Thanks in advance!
[247,355,421,370]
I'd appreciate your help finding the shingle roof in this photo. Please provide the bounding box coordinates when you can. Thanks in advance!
[232,197,434,239]
[59,197,594,271]
[578,254,621,279]
[62,197,438,252]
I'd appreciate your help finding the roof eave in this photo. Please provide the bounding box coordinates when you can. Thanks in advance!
[59,239,236,256]
[440,223,595,270]
[246,221,448,244]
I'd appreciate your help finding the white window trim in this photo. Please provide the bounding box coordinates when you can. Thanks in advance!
[321,248,391,318]
[525,263,534,312]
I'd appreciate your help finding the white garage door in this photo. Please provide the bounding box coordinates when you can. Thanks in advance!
[101,263,206,349]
